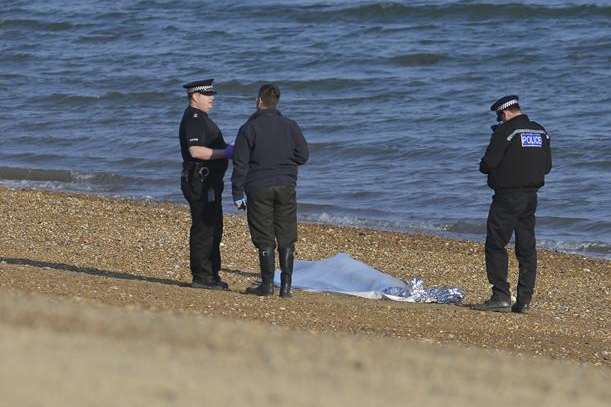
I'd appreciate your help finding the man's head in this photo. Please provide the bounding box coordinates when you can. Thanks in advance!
[256,83,280,110]
[490,95,521,122]
[183,79,217,113]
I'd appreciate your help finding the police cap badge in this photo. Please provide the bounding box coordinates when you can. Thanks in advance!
[183,79,217,95]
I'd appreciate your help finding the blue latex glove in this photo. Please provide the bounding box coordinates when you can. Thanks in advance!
[234,197,247,210]
[225,144,234,159]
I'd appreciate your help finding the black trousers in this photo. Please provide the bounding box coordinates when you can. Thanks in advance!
[182,174,224,282]
[246,185,297,249]
[485,190,538,303]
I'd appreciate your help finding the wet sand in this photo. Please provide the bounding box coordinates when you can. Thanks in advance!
[0,187,609,405]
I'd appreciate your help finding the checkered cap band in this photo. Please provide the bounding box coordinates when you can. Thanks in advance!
[495,99,519,111]
[187,85,214,93]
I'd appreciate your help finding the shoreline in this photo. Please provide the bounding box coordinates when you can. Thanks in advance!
[1,184,608,261]
[1,186,610,367]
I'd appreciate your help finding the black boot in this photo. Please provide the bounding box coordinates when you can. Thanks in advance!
[471,294,511,313]
[279,246,294,298]
[511,301,530,314]
[245,248,275,296]
[192,275,229,290]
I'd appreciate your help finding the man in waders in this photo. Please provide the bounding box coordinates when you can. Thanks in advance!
[231,84,309,297]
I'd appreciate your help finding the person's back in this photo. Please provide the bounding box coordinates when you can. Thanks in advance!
[233,108,308,194]
[481,114,551,191]
[232,84,308,298]
[474,95,552,314]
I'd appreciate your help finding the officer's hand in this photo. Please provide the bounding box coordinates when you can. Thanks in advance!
[234,198,247,210]
[225,144,234,159]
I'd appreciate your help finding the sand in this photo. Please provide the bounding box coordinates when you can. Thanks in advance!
[1,289,609,407]
[0,186,609,405]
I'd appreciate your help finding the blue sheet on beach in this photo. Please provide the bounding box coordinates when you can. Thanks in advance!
[273,253,464,304]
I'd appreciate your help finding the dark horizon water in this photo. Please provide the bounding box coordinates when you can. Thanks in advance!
[1,0,611,259]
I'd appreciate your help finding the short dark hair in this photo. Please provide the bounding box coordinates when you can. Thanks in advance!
[258,84,280,107]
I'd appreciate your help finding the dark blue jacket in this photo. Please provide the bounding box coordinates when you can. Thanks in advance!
[232,108,308,200]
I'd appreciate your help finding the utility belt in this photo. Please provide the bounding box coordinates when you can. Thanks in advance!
[182,162,222,186]
[181,162,223,203]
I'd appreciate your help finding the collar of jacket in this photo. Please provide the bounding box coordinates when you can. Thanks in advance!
[505,113,529,126]
[498,113,529,131]
[188,106,208,116]
[252,108,282,119]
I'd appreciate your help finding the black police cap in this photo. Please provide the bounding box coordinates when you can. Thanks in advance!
[183,79,216,95]
[490,95,519,112]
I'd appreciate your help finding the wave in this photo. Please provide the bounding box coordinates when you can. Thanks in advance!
[0,167,74,183]
[538,216,611,234]
[298,210,419,233]
[8,135,85,147]
[3,52,33,63]
[0,18,77,31]
[389,53,447,67]
[441,220,486,235]
[101,91,171,103]
[539,239,611,258]
[222,78,371,94]
[217,80,259,94]
[75,33,123,44]
[0,166,141,188]
[573,159,611,171]
[306,141,342,153]
[36,91,172,107]
[36,93,100,105]
[236,2,611,22]
[287,78,373,93]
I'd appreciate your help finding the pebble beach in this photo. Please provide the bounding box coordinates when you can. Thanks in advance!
[1,186,610,405]
[1,186,609,361]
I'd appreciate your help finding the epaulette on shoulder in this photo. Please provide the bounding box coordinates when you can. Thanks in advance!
[530,121,549,139]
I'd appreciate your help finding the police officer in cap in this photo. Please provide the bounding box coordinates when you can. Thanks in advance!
[179,79,234,290]
[473,95,552,313]
[231,83,309,297]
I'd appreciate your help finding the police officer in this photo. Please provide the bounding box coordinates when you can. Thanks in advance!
[473,95,552,313]
[231,84,309,297]
[179,79,233,290]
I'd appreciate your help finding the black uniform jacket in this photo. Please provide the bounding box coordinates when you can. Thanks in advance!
[179,106,228,184]
[231,108,309,201]
[480,114,552,191]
